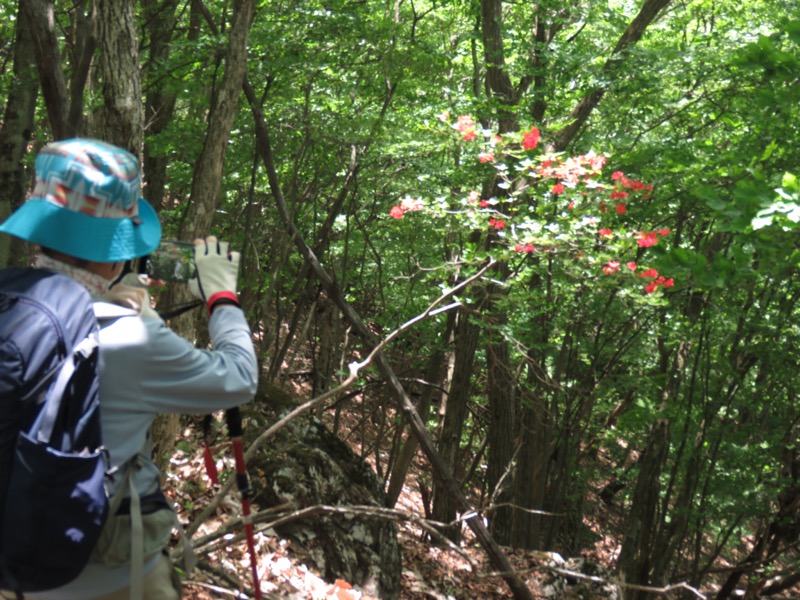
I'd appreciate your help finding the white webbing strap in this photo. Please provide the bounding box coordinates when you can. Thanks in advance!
[107,458,144,600]
[128,481,144,600]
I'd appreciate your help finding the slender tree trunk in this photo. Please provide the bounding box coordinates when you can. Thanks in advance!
[617,419,671,600]
[550,0,673,151]
[182,0,255,236]
[386,327,451,507]
[141,0,179,209]
[20,0,70,139]
[66,0,95,136]
[618,331,693,597]
[511,379,552,549]
[485,318,516,544]
[432,308,479,542]
[0,3,40,268]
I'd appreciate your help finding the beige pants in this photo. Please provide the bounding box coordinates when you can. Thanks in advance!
[85,555,181,600]
[5,554,181,600]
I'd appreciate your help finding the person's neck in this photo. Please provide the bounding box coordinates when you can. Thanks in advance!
[36,252,113,297]
[42,249,122,281]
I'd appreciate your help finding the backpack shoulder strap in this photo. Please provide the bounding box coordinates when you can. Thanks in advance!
[27,330,100,444]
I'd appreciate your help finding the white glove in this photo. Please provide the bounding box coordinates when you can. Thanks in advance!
[105,273,162,320]
[188,236,241,311]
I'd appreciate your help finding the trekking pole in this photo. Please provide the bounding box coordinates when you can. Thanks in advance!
[225,407,262,600]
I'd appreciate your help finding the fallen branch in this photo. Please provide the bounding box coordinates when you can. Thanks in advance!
[190,503,478,572]
[483,562,707,600]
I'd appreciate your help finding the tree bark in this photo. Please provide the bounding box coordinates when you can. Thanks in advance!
[182,0,255,237]
[480,0,517,132]
[20,0,70,139]
[66,0,95,136]
[94,0,143,154]
[485,310,516,544]
[0,3,40,268]
[141,0,180,209]
[617,419,670,600]
[386,339,449,507]
[431,308,479,542]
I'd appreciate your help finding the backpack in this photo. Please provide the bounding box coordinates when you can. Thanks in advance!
[0,267,108,594]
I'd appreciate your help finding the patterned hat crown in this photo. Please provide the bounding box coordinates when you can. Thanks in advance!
[31,140,144,221]
[0,139,161,262]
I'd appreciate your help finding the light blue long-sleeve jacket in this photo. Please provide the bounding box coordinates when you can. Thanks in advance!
[33,304,258,599]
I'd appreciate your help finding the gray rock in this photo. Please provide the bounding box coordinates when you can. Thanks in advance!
[248,415,402,599]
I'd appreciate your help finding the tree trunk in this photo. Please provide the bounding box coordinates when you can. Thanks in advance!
[182,0,255,237]
[20,0,70,139]
[0,4,39,268]
[485,321,516,544]
[617,419,671,600]
[386,329,450,507]
[66,0,95,136]
[94,0,143,153]
[141,0,179,209]
[432,308,479,542]
[550,0,673,151]
[511,378,553,549]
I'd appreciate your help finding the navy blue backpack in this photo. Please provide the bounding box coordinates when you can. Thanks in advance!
[0,268,109,594]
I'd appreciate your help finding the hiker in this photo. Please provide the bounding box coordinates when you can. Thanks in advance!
[0,139,259,599]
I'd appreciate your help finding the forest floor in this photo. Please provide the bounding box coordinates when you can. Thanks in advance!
[166,387,799,600]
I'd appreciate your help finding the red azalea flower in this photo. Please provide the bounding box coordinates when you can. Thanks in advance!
[493,219,506,229]
[400,197,424,212]
[456,114,474,132]
[599,228,613,238]
[636,231,659,247]
[627,261,637,271]
[589,155,607,171]
[389,206,404,219]
[611,171,624,180]
[663,278,675,287]
[657,228,671,237]
[615,203,627,215]
[639,268,659,279]
[552,183,565,194]
[462,130,476,141]
[610,191,629,200]
[603,260,620,275]
[479,152,495,164]
[522,127,541,151]
[645,281,658,294]
[479,200,489,208]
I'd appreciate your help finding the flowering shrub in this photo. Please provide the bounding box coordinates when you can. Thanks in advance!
[389,114,675,296]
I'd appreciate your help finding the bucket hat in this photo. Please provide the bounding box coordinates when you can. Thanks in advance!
[0,139,161,262]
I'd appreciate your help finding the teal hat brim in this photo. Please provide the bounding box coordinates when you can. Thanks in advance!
[0,197,161,262]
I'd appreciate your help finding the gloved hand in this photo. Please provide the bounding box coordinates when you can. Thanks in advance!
[105,273,163,320]
[188,235,241,313]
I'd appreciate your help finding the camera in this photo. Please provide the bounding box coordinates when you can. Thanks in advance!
[145,240,195,283]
